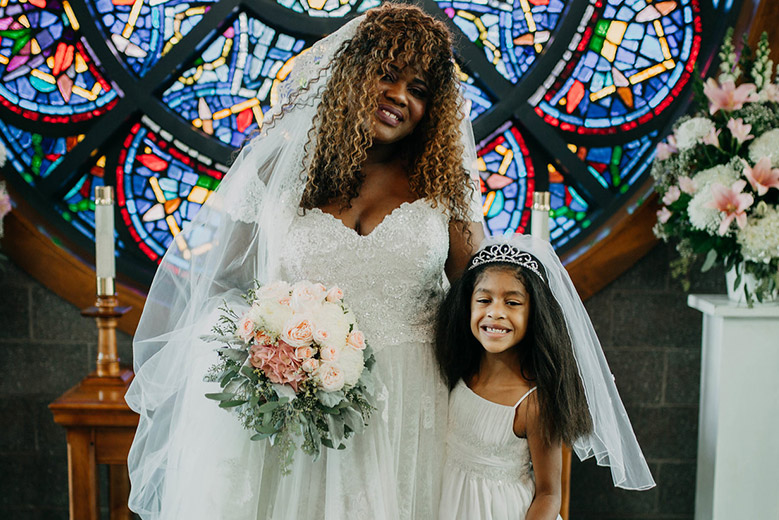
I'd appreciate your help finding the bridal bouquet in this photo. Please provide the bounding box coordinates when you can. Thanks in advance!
[651,30,779,303]
[203,280,376,473]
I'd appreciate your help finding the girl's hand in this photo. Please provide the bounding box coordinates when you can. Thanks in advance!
[519,394,563,520]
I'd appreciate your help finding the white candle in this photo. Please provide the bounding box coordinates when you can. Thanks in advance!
[530,191,551,241]
[95,185,115,296]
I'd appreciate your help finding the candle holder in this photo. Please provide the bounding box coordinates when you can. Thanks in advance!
[81,294,133,386]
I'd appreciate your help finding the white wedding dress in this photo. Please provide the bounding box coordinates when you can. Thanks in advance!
[152,199,451,520]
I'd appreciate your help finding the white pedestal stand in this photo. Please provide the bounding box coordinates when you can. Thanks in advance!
[688,294,779,520]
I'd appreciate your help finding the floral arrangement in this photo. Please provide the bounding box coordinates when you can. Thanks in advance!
[203,280,376,473]
[652,30,779,303]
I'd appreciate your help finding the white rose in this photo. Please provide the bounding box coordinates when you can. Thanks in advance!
[748,128,779,167]
[315,362,345,392]
[675,117,716,150]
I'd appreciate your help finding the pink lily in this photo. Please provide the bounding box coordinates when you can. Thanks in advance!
[706,180,753,235]
[656,141,677,160]
[743,157,779,196]
[703,78,758,114]
[726,118,754,144]
[702,127,721,147]
[662,185,681,205]
[678,176,697,194]
[657,207,672,224]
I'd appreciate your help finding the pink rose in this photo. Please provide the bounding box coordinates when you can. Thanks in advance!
[315,363,345,392]
[301,358,320,373]
[313,327,330,345]
[325,286,344,302]
[238,315,255,342]
[657,207,672,224]
[295,345,315,360]
[254,330,273,345]
[290,281,326,311]
[346,330,366,351]
[320,344,340,362]
[282,317,314,347]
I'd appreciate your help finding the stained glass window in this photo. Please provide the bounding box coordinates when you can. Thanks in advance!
[0,0,735,285]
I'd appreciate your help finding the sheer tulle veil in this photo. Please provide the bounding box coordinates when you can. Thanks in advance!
[124,13,483,517]
[476,235,656,491]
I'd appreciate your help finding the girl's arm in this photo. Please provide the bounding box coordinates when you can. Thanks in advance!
[521,396,563,520]
[445,220,485,281]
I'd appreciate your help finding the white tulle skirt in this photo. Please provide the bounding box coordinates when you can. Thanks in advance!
[145,339,447,520]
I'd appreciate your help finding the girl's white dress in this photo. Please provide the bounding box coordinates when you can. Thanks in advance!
[439,379,542,520]
[153,200,451,520]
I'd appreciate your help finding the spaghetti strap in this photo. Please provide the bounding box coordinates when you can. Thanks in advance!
[513,387,537,409]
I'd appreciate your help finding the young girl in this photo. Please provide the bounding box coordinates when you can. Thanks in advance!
[435,235,655,520]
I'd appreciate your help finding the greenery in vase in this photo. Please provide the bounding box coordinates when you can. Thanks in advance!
[652,29,779,303]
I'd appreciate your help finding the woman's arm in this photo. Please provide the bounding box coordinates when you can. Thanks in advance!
[444,220,485,281]
[522,396,563,520]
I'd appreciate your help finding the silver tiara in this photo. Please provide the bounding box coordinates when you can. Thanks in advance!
[468,244,544,279]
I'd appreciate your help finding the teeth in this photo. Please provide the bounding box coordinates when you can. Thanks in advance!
[381,109,399,121]
[485,327,508,333]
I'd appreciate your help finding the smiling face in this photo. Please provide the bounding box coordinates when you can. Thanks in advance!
[371,62,429,146]
[470,267,531,355]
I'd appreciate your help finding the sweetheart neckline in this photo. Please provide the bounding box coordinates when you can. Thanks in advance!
[307,199,429,239]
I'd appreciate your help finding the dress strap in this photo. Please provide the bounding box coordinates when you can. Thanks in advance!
[513,387,537,409]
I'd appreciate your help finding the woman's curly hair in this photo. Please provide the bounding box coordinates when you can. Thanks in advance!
[299,3,474,224]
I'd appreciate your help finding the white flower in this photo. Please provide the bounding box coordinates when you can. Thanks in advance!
[290,281,327,312]
[675,117,716,150]
[255,299,294,335]
[337,346,365,387]
[312,302,350,349]
[737,207,779,263]
[749,128,779,167]
[0,142,6,168]
[687,164,740,234]
[255,281,292,303]
[314,362,345,392]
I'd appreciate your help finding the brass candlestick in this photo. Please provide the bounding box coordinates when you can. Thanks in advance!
[81,295,133,385]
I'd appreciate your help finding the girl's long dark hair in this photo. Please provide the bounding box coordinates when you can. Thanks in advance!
[435,261,593,446]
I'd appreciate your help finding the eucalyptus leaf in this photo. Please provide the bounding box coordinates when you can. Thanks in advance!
[205,392,235,401]
[251,432,272,441]
[701,249,717,272]
[258,401,280,413]
[220,348,249,363]
[200,333,238,344]
[218,399,247,408]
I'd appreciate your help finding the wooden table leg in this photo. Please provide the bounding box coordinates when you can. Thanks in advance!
[109,464,132,520]
[67,428,99,520]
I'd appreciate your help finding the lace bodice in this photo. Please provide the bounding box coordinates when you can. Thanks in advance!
[277,199,450,351]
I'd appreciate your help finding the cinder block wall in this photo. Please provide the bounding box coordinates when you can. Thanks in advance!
[0,243,723,519]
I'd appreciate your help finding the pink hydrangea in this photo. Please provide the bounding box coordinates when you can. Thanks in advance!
[249,340,306,392]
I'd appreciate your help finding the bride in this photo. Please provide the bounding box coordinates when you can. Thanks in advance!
[125,4,485,519]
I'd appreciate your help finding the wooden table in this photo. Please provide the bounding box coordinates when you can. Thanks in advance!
[49,370,138,520]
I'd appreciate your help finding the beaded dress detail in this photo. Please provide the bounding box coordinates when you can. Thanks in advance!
[439,380,538,520]
[273,199,451,519]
